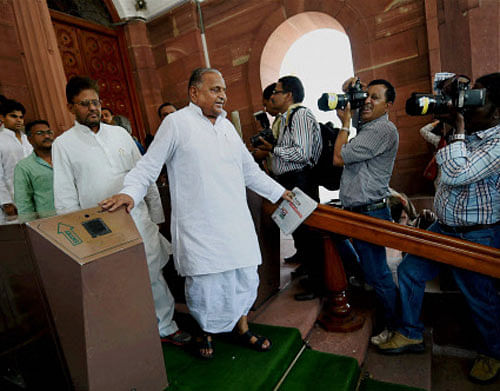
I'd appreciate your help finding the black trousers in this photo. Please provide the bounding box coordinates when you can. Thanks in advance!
[276,168,323,290]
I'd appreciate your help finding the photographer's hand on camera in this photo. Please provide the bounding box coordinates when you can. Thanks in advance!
[257,137,274,152]
[336,102,353,130]
[342,77,366,93]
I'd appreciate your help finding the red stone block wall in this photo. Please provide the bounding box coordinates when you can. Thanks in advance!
[0,0,36,122]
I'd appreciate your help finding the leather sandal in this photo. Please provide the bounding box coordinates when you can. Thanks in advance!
[195,334,214,360]
[237,330,272,352]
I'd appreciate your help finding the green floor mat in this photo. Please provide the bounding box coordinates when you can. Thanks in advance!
[359,377,426,391]
[163,323,303,391]
[278,349,360,391]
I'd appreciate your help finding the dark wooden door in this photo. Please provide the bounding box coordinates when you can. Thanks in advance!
[51,11,142,138]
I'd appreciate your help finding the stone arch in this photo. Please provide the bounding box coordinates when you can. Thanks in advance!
[247,2,372,112]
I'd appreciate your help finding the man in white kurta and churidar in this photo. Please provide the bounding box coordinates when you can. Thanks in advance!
[52,76,190,346]
[101,68,292,359]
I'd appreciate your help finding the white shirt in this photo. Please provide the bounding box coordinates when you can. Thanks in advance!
[52,121,165,224]
[0,128,33,205]
[122,103,285,276]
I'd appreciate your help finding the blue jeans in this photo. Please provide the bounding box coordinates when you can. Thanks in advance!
[397,222,500,359]
[351,206,399,330]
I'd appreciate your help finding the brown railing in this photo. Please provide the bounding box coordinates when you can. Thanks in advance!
[302,204,500,332]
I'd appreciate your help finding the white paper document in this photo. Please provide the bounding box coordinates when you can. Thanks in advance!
[271,187,318,235]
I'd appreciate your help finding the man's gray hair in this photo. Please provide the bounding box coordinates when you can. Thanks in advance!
[188,67,222,91]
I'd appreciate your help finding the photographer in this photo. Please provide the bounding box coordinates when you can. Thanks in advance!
[333,77,399,344]
[256,76,323,300]
[378,73,500,383]
[252,83,279,166]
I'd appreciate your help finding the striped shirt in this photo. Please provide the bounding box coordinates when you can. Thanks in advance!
[271,105,322,175]
[434,124,500,226]
[339,114,399,207]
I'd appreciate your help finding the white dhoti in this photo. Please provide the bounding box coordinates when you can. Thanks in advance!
[185,266,259,333]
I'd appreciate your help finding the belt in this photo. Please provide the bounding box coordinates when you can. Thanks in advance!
[344,199,387,213]
[439,221,500,234]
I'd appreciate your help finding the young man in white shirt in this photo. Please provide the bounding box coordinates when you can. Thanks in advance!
[0,99,33,222]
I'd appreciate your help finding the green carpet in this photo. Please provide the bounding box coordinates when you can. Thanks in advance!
[278,349,359,391]
[163,323,303,391]
[359,377,425,391]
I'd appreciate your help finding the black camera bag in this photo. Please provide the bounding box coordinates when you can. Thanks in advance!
[286,107,343,191]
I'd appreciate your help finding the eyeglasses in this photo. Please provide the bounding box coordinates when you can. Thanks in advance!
[33,130,54,136]
[272,90,287,95]
[74,99,102,108]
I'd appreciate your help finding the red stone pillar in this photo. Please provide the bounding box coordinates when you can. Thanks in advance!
[123,19,163,138]
[317,234,365,332]
[11,0,73,135]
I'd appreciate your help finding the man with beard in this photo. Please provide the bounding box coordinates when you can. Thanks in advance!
[379,73,500,384]
[333,78,399,345]
[100,68,292,360]
[0,99,32,222]
[52,76,190,347]
[14,120,56,221]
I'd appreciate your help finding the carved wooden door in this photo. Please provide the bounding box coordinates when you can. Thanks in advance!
[51,13,140,136]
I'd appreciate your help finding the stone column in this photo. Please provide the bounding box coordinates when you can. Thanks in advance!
[11,0,73,136]
[123,19,163,137]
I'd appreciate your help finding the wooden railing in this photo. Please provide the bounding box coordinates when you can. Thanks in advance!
[302,204,500,332]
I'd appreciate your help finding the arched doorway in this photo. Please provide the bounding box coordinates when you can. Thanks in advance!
[259,12,354,126]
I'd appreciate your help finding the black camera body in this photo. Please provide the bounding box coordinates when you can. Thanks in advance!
[405,76,486,116]
[317,79,368,112]
[251,111,275,148]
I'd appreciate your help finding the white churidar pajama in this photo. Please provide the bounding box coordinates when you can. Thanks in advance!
[121,103,285,333]
[52,122,178,337]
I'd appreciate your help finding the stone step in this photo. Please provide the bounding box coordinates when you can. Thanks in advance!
[250,277,322,339]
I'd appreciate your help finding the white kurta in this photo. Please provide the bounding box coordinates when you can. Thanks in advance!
[0,128,33,222]
[52,121,177,336]
[122,103,285,277]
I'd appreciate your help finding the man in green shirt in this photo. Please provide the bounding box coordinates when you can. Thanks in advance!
[14,120,55,221]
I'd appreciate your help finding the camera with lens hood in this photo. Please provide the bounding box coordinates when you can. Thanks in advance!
[317,79,368,112]
[405,75,485,116]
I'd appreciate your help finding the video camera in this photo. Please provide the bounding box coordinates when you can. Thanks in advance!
[250,111,275,148]
[405,75,485,116]
[317,79,368,112]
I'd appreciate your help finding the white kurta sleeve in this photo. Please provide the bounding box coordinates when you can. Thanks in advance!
[52,139,81,214]
[240,141,285,203]
[128,136,166,224]
[122,117,178,208]
[0,154,13,204]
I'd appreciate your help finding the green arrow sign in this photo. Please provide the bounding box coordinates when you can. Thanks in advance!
[57,223,83,246]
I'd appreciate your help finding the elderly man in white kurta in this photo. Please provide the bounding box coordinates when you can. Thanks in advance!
[101,68,292,359]
[52,76,190,346]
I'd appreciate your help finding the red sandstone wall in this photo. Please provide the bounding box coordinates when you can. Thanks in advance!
[437,0,499,80]
[0,0,36,122]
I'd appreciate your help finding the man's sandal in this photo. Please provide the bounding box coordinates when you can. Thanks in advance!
[194,334,214,360]
[237,330,272,352]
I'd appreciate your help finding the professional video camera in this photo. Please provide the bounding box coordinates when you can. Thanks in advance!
[317,79,368,112]
[250,111,275,148]
[405,75,485,116]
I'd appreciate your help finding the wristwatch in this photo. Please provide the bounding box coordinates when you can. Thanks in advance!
[340,127,351,136]
[449,133,466,142]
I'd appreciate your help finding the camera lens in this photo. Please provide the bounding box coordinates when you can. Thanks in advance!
[318,93,348,111]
